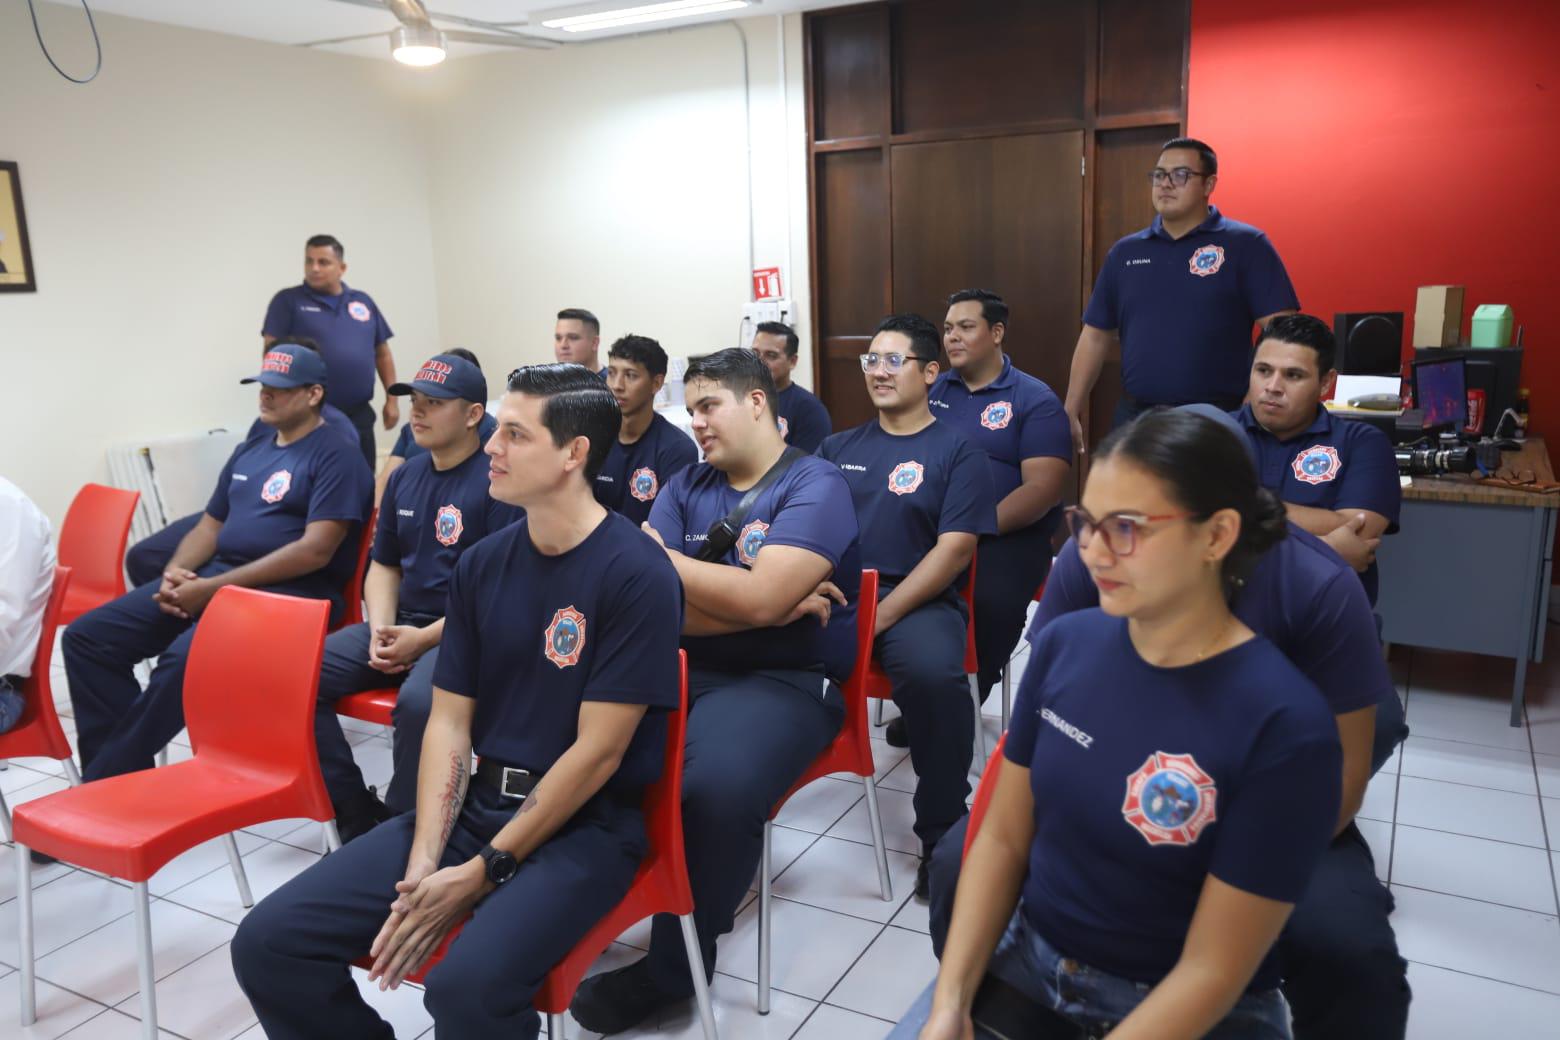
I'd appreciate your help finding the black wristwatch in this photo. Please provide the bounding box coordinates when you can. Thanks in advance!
[477,843,518,886]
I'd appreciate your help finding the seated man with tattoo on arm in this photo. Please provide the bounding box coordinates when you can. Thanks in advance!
[231,364,685,1039]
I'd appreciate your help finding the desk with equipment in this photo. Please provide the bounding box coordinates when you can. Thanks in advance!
[1375,436,1557,726]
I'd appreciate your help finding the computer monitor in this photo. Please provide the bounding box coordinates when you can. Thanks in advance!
[1413,357,1468,433]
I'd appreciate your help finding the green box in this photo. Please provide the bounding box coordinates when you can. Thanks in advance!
[1471,304,1513,348]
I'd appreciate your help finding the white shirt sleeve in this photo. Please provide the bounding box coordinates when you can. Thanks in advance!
[0,481,57,678]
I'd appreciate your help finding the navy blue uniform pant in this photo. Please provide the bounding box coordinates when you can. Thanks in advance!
[62,571,339,782]
[232,784,645,1039]
[124,512,201,589]
[876,595,972,855]
[973,525,1053,703]
[641,667,841,997]
[343,400,379,474]
[316,622,438,815]
[928,817,1409,1040]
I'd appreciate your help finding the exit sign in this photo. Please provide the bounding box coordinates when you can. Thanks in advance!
[752,267,783,300]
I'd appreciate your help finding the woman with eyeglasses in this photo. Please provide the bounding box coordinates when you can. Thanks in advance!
[892,409,1341,1040]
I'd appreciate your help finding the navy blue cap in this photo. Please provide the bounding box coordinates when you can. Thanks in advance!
[1175,402,1256,462]
[241,344,329,388]
[387,354,488,403]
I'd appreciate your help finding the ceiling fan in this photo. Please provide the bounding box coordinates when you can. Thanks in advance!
[304,0,558,66]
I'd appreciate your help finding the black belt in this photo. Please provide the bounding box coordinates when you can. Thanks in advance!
[474,758,542,801]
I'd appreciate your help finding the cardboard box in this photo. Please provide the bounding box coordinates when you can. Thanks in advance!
[1413,284,1464,348]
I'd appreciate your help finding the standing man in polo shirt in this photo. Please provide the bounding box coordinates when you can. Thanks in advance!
[63,344,372,784]
[554,308,607,378]
[1238,313,1401,603]
[1063,137,1299,451]
[817,313,996,898]
[263,234,399,471]
[571,348,861,1033]
[752,321,832,451]
[233,364,687,1038]
[312,353,522,842]
[924,288,1070,727]
[597,334,698,526]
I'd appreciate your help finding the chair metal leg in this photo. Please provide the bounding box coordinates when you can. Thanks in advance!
[223,833,254,907]
[19,842,35,1025]
[757,821,773,1015]
[862,775,893,901]
[154,747,168,768]
[1000,670,1011,733]
[0,788,11,842]
[322,819,342,852]
[873,697,884,727]
[969,675,987,764]
[62,757,82,785]
[680,912,719,1039]
[547,1011,565,1038]
[133,881,158,1039]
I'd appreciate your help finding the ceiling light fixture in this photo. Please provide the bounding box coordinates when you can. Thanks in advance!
[390,23,446,65]
[540,0,752,34]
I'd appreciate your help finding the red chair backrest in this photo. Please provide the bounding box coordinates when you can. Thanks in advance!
[183,586,333,819]
[961,733,1008,861]
[338,508,377,629]
[58,483,138,603]
[0,566,74,761]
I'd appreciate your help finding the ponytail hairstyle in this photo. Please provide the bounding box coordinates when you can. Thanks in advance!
[1093,408,1287,591]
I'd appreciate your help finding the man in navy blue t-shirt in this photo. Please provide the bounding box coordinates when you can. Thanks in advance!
[753,321,832,451]
[262,234,398,471]
[928,288,1070,721]
[927,406,1411,1040]
[818,313,996,897]
[1064,137,1299,448]
[1237,314,1401,604]
[312,353,521,841]
[571,348,861,1034]
[597,334,698,525]
[554,307,608,378]
[233,364,686,1038]
[64,344,372,785]
[375,348,498,508]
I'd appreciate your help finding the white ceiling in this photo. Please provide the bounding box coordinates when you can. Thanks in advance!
[45,0,847,61]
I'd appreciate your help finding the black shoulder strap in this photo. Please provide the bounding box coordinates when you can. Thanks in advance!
[696,447,805,562]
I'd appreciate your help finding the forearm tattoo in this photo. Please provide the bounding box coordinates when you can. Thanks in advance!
[438,752,468,850]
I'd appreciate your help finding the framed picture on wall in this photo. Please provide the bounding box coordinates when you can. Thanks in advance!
[0,161,38,293]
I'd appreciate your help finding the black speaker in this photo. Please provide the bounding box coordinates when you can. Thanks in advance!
[1334,312,1404,375]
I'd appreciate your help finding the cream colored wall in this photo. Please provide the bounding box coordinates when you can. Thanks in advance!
[422,13,813,388]
[0,8,812,530]
[0,9,442,527]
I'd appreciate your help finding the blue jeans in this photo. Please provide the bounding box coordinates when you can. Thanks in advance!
[0,675,24,734]
[890,910,1291,1040]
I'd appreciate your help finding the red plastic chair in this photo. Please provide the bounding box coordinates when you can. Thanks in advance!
[336,508,378,630]
[13,587,338,1035]
[961,733,1008,861]
[0,567,79,838]
[997,579,1047,734]
[351,650,718,1040]
[57,483,139,625]
[870,553,985,760]
[757,570,888,1014]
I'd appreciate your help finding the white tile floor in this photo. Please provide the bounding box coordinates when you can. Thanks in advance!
[7,628,1560,1037]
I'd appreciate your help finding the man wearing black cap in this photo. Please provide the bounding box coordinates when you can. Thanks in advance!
[62,344,373,785]
[312,353,522,841]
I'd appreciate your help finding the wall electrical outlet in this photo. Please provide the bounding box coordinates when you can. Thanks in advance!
[739,298,793,349]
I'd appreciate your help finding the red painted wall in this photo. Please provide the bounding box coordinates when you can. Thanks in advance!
[1189,0,1560,434]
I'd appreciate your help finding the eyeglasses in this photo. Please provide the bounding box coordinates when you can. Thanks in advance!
[1064,505,1196,557]
[1149,167,1209,188]
[859,352,932,373]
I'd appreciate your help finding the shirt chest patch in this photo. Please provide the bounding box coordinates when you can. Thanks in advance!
[1122,751,1218,847]
[544,606,587,668]
[260,470,292,504]
[1291,444,1342,485]
[434,504,464,546]
[980,401,1014,431]
[1188,244,1226,277]
[737,518,769,566]
[630,467,660,502]
[347,300,372,322]
[888,460,925,496]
